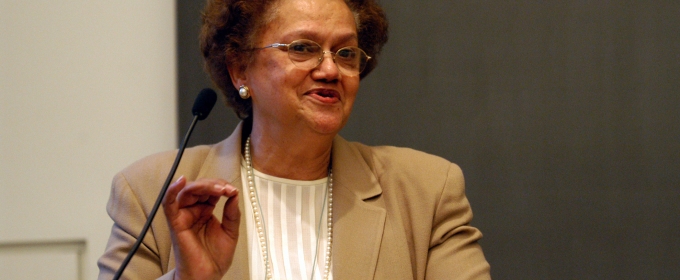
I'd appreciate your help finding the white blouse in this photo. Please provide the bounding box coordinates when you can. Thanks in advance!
[240,161,334,280]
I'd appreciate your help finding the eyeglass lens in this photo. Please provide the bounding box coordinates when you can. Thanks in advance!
[285,40,368,75]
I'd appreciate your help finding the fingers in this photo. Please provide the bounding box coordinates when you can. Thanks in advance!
[162,176,238,209]
[176,179,237,208]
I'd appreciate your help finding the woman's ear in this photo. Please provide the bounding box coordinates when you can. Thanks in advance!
[228,64,247,88]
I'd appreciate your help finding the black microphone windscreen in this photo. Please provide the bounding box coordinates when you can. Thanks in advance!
[192,88,217,120]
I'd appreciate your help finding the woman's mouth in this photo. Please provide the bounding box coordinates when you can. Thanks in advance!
[306,89,340,103]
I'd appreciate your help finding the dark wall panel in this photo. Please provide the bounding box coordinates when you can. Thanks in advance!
[177,0,241,144]
[177,1,680,279]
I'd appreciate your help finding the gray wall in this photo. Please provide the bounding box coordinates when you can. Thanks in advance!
[178,1,680,279]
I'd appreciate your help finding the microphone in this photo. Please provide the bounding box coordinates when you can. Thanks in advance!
[113,88,217,280]
[193,88,218,120]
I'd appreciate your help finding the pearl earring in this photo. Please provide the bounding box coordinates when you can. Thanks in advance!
[239,85,250,99]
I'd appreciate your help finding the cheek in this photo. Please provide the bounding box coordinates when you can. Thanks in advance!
[285,68,316,95]
[250,58,288,94]
[343,77,360,101]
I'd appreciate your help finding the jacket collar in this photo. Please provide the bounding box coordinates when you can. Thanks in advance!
[195,122,386,279]
[330,136,386,279]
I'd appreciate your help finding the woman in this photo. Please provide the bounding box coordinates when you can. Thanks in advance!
[98,0,490,279]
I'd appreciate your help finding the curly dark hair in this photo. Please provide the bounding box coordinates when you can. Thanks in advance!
[200,0,389,119]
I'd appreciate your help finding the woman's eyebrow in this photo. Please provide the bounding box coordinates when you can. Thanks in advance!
[279,30,358,44]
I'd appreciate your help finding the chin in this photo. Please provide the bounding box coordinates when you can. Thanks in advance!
[309,114,347,135]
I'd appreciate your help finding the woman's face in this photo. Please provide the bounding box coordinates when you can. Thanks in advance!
[239,0,360,136]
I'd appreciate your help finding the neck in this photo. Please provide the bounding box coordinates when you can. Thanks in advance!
[248,122,334,180]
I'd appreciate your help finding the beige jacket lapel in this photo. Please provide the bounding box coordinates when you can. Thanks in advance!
[200,123,251,280]
[331,137,386,279]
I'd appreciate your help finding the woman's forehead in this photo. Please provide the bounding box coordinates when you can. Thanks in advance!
[262,0,357,43]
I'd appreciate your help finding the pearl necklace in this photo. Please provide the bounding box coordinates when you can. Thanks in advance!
[244,137,333,280]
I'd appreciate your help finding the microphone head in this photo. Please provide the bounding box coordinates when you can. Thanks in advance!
[192,88,217,120]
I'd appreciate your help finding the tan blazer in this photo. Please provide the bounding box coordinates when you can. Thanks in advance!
[98,123,490,279]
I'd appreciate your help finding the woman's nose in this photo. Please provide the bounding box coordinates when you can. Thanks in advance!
[313,51,341,80]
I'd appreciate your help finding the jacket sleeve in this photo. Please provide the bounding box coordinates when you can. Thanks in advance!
[97,172,175,280]
[425,164,491,280]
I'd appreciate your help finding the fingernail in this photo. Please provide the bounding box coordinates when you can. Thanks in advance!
[176,175,185,183]
[214,184,226,191]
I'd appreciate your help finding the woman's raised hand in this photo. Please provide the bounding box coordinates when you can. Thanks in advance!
[162,176,240,280]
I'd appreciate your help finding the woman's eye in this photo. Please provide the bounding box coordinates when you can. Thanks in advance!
[337,48,357,59]
[290,42,318,54]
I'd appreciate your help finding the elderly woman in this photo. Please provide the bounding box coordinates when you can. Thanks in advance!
[98,0,490,279]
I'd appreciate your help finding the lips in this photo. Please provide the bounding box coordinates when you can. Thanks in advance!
[306,88,341,104]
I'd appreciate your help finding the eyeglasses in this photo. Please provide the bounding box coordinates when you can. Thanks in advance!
[255,39,371,76]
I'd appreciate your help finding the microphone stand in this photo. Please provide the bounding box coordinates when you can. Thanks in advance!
[113,89,216,280]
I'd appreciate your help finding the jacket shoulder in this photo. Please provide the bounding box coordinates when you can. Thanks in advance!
[116,144,215,194]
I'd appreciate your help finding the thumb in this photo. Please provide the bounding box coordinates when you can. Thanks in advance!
[221,194,240,238]
[163,175,186,217]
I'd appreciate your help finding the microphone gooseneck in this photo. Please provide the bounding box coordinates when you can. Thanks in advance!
[113,88,217,280]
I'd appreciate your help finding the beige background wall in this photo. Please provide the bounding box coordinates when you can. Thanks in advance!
[0,1,177,279]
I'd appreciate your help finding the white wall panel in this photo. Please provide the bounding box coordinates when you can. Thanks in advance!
[0,240,85,280]
[0,1,177,279]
